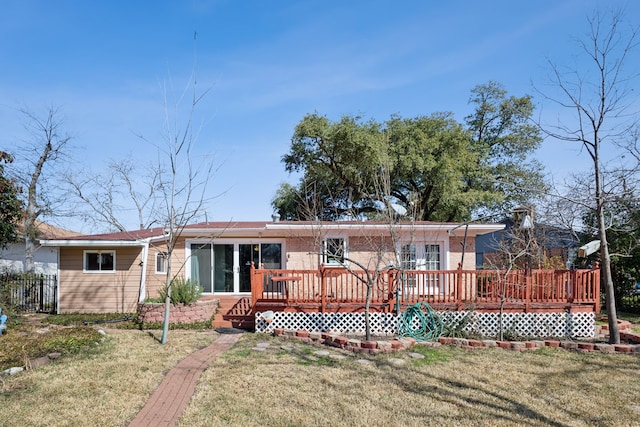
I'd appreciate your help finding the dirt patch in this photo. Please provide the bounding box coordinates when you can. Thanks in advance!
[20,313,48,326]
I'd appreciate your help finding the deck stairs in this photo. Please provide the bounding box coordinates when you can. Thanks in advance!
[211,296,255,330]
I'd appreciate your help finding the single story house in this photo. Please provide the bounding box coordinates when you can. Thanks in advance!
[38,219,501,313]
[40,219,600,338]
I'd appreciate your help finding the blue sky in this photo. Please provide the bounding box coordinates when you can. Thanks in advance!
[1,0,638,232]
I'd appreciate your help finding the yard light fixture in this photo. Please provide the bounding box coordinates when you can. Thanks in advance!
[513,207,535,276]
[520,213,534,230]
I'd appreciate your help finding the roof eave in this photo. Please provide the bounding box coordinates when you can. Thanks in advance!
[40,239,149,247]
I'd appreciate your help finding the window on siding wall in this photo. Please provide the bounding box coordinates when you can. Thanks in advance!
[323,238,345,265]
[156,252,168,274]
[84,251,115,272]
[425,244,441,270]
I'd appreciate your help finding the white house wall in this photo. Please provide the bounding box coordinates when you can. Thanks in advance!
[0,243,58,275]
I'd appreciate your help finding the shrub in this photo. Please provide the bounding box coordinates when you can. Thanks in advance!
[158,278,202,305]
[442,311,474,338]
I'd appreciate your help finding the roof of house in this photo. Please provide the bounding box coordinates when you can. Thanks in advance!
[39,220,505,247]
[17,220,82,240]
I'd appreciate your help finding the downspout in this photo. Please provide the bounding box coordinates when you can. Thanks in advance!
[139,241,150,303]
[55,246,60,314]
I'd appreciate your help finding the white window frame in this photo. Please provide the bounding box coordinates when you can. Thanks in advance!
[322,236,347,267]
[155,251,168,274]
[83,250,116,273]
[398,241,446,296]
[400,243,417,270]
[424,244,441,270]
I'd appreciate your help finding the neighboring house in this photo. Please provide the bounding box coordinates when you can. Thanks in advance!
[38,220,504,314]
[0,220,81,275]
[475,218,581,270]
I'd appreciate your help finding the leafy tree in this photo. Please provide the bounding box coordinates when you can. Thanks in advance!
[466,81,546,215]
[280,114,383,220]
[275,84,543,222]
[386,113,490,222]
[0,152,22,249]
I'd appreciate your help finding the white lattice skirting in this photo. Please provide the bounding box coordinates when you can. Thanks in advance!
[255,310,595,339]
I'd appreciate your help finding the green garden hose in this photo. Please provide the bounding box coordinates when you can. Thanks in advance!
[398,302,443,341]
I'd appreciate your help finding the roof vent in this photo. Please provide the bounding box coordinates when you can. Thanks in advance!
[271,213,281,222]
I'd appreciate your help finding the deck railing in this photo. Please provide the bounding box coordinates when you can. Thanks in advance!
[251,265,601,313]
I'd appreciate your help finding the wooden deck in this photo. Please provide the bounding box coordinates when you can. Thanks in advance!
[211,266,600,330]
[250,266,601,314]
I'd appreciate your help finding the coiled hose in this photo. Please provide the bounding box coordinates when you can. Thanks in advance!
[398,302,443,341]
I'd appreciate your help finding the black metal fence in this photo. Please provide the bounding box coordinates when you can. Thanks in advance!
[0,273,58,313]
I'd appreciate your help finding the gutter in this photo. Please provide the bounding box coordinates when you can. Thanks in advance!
[39,239,149,247]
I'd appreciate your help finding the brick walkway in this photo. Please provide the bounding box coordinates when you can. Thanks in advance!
[128,333,241,427]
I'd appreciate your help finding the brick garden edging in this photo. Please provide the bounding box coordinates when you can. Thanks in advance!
[137,299,219,324]
[273,328,640,355]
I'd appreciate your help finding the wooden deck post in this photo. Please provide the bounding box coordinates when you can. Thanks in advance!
[524,271,531,313]
[593,264,601,313]
[388,270,397,314]
[320,264,326,313]
[456,263,463,311]
[250,262,261,308]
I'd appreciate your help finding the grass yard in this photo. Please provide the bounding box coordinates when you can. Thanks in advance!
[179,333,640,427]
[1,314,640,426]
[0,329,217,427]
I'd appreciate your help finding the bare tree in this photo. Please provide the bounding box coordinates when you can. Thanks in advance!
[66,159,161,232]
[12,106,71,273]
[143,76,215,345]
[325,135,406,341]
[482,215,541,340]
[538,11,638,344]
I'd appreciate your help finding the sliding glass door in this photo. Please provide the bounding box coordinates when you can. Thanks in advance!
[191,244,212,293]
[190,241,282,294]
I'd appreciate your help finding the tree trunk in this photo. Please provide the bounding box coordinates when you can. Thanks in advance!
[161,248,173,345]
[598,208,620,344]
[24,214,35,273]
[25,140,52,274]
[595,147,620,344]
[499,297,505,341]
[364,281,372,341]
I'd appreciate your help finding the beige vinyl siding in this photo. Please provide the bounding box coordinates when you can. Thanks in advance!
[59,246,144,313]
[143,242,187,301]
